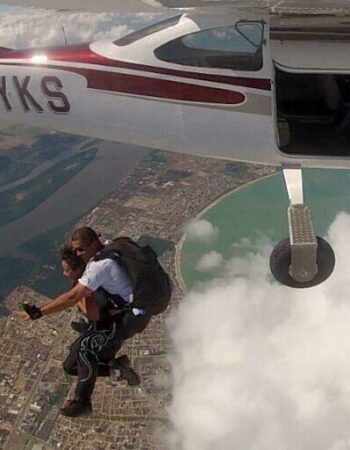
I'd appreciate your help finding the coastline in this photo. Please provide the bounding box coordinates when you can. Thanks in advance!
[174,170,279,293]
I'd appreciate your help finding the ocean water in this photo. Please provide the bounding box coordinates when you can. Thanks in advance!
[179,169,350,289]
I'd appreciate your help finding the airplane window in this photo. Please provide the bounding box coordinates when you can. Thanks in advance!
[154,23,263,71]
[114,15,182,47]
[235,22,264,48]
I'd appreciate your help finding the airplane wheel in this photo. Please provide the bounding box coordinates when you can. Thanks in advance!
[270,236,335,288]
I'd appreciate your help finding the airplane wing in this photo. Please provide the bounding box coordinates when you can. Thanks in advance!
[158,0,350,12]
[0,0,267,14]
[0,0,267,13]
[2,0,350,14]
[1,0,167,13]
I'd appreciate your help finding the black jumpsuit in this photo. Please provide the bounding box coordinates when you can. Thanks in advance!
[63,314,124,402]
[63,289,151,402]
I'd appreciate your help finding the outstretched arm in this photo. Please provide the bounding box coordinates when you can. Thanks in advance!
[42,283,92,315]
[15,283,93,320]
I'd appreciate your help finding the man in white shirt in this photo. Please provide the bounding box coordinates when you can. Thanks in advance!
[71,227,152,339]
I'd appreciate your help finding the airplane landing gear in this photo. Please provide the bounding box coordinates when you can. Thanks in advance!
[270,167,335,288]
[270,236,335,288]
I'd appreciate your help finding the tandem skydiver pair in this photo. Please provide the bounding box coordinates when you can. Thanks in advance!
[15,226,171,417]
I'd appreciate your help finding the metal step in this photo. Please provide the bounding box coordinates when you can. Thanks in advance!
[288,204,316,244]
[288,204,318,282]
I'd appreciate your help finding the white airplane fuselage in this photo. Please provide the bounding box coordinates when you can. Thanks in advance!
[0,10,350,168]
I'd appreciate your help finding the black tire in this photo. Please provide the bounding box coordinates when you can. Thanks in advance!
[270,236,335,288]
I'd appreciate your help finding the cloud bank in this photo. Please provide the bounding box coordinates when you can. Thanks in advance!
[196,251,223,272]
[168,212,350,450]
[184,219,218,243]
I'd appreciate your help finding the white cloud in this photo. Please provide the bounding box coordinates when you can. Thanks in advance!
[167,212,350,450]
[184,219,218,243]
[0,10,163,48]
[196,251,223,272]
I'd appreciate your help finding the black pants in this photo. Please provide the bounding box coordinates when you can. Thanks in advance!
[121,311,152,340]
[63,319,124,402]
[95,290,153,341]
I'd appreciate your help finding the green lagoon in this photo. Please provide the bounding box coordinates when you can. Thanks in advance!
[179,169,350,290]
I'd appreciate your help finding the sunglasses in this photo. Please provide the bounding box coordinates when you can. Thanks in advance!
[74,242,91,253]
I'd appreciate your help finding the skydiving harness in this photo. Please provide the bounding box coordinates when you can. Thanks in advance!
[93,236,172,316]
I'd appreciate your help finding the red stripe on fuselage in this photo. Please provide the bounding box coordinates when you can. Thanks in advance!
[1,44,271,91]
[70,66,246,104]
[0,61,246,104]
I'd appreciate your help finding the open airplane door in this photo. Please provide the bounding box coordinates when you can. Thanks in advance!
[267,17,350,287]
[270,16,350,158]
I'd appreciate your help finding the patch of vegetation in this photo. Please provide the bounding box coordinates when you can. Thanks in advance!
[149,149,167,163]
[49,382,70,406]
[0,155,11,171]
[0,132,86,187]
[6,125,42,139]
[0,149,97,226]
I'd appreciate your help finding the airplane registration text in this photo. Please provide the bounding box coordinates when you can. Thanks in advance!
[0,75,70,113]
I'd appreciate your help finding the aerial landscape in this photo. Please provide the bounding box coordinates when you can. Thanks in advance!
[0,125,276,449]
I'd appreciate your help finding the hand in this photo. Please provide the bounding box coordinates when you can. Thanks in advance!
[13,310,30,320]
[22,303,43,320]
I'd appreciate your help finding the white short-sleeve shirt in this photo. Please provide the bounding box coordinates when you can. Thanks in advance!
[78,258,132,302]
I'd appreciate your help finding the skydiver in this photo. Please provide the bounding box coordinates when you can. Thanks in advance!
[59,246,140,416]
[14,227,143,417]
[69,227,153,341]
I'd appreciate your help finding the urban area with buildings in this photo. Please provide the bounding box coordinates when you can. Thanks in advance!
[0,149,276,449]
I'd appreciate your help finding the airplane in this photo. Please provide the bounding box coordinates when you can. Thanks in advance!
[1,0,350,288]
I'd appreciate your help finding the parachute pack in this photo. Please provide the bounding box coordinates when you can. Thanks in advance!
[93,237,172,315]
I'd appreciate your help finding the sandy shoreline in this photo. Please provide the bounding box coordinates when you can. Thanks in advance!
[174,171,278,293]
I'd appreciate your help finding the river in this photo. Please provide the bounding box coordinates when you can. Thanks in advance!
[0,140,149,257]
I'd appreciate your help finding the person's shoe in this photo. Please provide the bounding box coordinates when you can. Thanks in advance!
[60,400,92,417]
[110,355,141,386]
[70,320,89,334]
